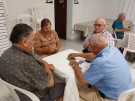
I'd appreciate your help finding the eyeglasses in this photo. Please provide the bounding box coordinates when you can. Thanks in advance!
[93,24,104,27]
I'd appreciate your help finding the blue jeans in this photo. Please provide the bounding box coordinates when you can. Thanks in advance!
[40,83,65,101]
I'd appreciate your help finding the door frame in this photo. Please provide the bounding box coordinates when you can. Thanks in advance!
[54,0,73,40]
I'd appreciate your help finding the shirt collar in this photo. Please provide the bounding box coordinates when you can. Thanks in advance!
[11,45,32,56]
[96,46,110,58]
[93,29,106,34]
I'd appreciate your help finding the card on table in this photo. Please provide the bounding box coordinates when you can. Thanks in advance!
[67,58,75,61]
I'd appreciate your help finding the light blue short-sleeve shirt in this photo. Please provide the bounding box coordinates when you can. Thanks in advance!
[83,46,132,99]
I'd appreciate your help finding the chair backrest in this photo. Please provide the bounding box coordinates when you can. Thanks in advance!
[112,29,117,39]
[31,4,47,24]
[0,78,40,101]
[17,14,36,32]
[118,88,135,101]
[125,33,135,53]
[112,29,123,48]
[0,78,18,101]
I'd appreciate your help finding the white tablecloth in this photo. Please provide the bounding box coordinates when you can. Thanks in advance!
[43,49,91,101]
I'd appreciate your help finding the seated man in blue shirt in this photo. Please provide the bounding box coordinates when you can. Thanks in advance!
[68,33,132,101]
[112,13,130,39]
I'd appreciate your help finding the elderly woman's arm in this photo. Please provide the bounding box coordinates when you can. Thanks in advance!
[68,53,95,60]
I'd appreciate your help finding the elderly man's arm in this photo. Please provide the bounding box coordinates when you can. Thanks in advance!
[69,60,87,85]
[68,53,95,60]
[39,59,55,87]
[115,28,130,32]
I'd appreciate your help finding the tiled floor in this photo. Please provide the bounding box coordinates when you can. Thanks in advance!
[59,38,83,52]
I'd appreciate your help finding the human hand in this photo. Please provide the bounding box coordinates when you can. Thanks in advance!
[48,64,55,71]
[54,48,59,53]
[69,60,78,69]
[125,27,131,31]
[38,59,53,71]
[38,59,48,66]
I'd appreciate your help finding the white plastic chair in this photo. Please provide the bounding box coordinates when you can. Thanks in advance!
[123,33,135,57]
[0,78,40,101]
[112,29,123,48]
[17,14,36,32]
[118,88,135,101]
[31,4,47,30]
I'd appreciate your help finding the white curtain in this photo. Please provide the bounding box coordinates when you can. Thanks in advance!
[119,0,135,24]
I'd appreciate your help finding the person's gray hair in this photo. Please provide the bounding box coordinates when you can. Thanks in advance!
[96,18,106,25]
[10,24,33,44]
[90,34,108,45]
[118,13,126,17]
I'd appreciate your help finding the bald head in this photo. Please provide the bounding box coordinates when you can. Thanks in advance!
[95,18,106,25]
[94,18,106,33]
[88,33,108,55]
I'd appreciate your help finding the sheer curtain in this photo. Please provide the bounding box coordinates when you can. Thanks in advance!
[119,0,135,24]
[0,0,11,56]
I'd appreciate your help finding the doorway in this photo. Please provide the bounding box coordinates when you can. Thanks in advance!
[54,0,67,39]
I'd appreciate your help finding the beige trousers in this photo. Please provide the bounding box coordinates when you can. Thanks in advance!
[79,85,117,101]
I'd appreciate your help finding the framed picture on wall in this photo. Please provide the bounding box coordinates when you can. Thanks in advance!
[46,0,53,3]
[74,0,79,4]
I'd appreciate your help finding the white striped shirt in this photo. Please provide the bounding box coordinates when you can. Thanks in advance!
[84,30,115,46]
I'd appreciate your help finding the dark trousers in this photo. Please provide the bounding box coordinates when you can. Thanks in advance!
[40,83,65,101]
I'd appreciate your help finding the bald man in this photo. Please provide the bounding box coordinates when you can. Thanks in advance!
[68,33,132,101]
[83,18,114,53]
[112,13,131,39]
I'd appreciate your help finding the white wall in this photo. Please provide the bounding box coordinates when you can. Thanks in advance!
[102,0,120,19]
[72,0,120,39]
[73,0,120,24]
[67,0,73,39]
[5,0,120,39]
[5,0,54,31]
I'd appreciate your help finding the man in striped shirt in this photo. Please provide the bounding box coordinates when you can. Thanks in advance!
[83,18,114,53]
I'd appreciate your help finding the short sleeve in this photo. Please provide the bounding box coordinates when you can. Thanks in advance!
[83,63,104,85]
[112,20,124,30]
[112,21,117,29]
[24,58,51,90]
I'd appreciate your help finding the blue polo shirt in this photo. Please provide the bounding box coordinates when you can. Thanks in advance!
[83,46,132,99]
[112,19,124,39]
